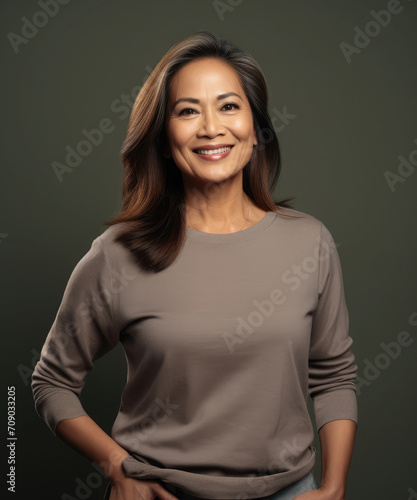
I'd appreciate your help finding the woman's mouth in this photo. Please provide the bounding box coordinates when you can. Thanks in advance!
[193,145,234,161]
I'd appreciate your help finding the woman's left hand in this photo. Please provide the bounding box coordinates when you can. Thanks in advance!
[293,486,345,500]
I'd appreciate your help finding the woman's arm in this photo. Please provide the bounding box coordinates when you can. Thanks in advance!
[55,415,181,500]
[307,223,359,499]
[318,419,357,499]
[55,415,130,483]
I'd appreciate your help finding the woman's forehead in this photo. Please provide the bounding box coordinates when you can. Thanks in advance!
[168,60,243,101]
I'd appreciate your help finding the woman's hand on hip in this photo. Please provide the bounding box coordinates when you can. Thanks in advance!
[109,476,180,500]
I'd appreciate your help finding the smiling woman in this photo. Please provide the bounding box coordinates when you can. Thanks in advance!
[31,30,358,500]
[163,56,261,232]
[104,30,297,268]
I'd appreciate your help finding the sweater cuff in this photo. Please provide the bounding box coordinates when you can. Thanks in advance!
[313,388,358,432]
[35,390,89,436]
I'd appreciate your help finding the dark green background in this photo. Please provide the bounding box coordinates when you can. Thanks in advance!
[1,1,416,498]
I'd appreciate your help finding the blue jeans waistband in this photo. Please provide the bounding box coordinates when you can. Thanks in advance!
[163,470,318,500]
[103,470,318,500]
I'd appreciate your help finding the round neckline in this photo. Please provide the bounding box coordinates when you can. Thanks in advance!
[186,210,277,244]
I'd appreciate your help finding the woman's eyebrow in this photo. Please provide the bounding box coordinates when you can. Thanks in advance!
[171,92,243,110]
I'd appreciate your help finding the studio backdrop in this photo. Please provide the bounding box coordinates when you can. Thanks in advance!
[1,1,416,499]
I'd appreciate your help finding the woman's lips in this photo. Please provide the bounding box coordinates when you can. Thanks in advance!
[193,145,234,161]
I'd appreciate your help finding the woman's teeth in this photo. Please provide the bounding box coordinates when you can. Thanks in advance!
[195,146,232,155]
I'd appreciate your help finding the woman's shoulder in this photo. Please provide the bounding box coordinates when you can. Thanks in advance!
[98,222,127,242]
[95,222,133,258]
[273,206,323,232]
[273,207,341,254]
[90,223,142,277]
[268,207,336,260]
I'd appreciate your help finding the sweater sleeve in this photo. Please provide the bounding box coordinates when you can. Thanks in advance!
[308,222,358,433]
[31,235,120,436]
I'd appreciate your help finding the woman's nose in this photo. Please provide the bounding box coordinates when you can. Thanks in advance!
[197,109,225,137]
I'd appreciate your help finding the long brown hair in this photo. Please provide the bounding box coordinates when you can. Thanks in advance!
[103,30,301,273]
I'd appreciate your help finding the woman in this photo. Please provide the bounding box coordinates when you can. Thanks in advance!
[31,31,358,500]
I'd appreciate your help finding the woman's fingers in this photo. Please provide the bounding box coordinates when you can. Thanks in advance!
[108,477,181,500]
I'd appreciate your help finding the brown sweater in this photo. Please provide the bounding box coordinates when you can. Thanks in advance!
[31,207,358,499]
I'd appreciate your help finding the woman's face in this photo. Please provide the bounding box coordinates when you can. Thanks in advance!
[165,57,258,186]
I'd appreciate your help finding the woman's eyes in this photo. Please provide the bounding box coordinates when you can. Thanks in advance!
[178,102,240,116]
